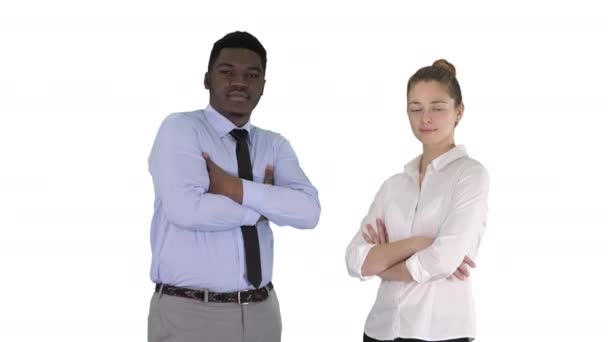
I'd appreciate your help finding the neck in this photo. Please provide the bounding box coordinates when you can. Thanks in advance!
[420,138,456,174]
[211,105,251,127]
[222,112,250,128]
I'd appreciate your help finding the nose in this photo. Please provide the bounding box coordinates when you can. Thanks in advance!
[421,109,432,123]
[230,72,248,88]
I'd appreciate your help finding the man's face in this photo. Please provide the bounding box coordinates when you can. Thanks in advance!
[205,48,265,120]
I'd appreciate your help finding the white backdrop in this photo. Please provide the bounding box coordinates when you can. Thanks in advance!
[1,1,607,341]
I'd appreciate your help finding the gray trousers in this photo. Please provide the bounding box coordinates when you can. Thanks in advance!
[148,289,282,342]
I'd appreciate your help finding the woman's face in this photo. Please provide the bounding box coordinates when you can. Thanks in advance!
[407,80,463,146]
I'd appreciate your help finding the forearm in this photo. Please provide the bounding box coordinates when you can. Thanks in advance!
[378,261,415,282]
[241,180,320,229]
[407,165,489,283]
[161,190,260,231]
[361,237,425,276]
[149,114,261,231]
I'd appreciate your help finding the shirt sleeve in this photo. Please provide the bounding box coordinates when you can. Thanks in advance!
[345,177,393,280]
[241,137,320,229]
[148,113,261,232]
[406,164,490,283]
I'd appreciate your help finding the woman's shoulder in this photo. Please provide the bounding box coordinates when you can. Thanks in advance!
[458,155,487,171]
[452,156,490,188]
[373,171,411,198]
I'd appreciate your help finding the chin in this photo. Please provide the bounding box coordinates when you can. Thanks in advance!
[227,110,248,117]
[220,104,252,117]
[416,135,443,145]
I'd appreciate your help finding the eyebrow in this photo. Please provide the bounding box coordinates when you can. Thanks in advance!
[430,100,449,104]
[215,63,263,73]
[214,63,234,69]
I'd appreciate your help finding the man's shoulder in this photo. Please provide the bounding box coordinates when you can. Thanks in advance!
[251,125,288,144]
[157,110,206,133]
[163,109,205,124]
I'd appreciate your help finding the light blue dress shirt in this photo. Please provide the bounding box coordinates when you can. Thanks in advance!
[148,105,321,292]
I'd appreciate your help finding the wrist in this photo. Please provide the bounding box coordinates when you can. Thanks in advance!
[407,237,427,253]
[231,177,244,204]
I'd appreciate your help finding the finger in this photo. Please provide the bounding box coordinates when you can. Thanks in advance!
[366,224,379,243]
[464,256,477,268]
[202,153,212,171]
[365,224,379,244]
[363,228,378,245]
[202,153,214,167]
[264,165,274,184]
[458,264,470,277]
[376,218,387,244]
[447,275,454,280]
[453,270,467,281]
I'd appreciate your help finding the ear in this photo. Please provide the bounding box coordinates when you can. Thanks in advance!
[204,72,210,90]
[456,102,464,122]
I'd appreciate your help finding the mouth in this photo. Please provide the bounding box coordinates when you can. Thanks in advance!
[419,128,437,134]
[227,91,249,103]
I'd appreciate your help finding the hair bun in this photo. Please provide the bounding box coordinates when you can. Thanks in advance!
[432,59,456,77]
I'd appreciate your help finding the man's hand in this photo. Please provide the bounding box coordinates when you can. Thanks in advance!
[203,153,243,203]
[257,165,274,223]
[263,165,274,185]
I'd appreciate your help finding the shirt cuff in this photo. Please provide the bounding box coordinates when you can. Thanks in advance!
[405,254,432,284]
[350,244,376,281]
[241,207,261,226]
[242,179,266,211]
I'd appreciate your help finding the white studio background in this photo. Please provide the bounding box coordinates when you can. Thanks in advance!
[1,1,606,341]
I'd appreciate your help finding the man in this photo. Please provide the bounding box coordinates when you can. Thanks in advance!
[147,31,321,342]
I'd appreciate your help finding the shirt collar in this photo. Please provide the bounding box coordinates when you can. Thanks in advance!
[204,105,253,142]
[404,145,468,177]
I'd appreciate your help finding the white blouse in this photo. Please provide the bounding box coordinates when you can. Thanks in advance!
[345,145,490,341]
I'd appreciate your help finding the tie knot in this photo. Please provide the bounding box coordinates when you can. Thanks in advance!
[230,129,249,142]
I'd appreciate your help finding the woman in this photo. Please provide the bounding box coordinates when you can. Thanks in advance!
[345,59,489,342]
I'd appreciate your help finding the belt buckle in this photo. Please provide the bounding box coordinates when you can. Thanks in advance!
[237,291,251,305]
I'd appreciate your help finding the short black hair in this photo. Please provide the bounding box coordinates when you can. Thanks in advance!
[207,31,267,72]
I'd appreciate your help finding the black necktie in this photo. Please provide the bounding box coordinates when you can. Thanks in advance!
[230,129,262,288]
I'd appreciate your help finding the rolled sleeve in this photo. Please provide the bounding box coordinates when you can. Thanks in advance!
[346,242,376,280]
[405,253,434,283]
[407,164,489,284]
[345,177,395,281]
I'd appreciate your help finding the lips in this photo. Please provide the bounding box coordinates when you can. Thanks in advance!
[227,91,249,100]
[420,128,437,133]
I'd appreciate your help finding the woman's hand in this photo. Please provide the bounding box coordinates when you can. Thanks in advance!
[363,218,389,244]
